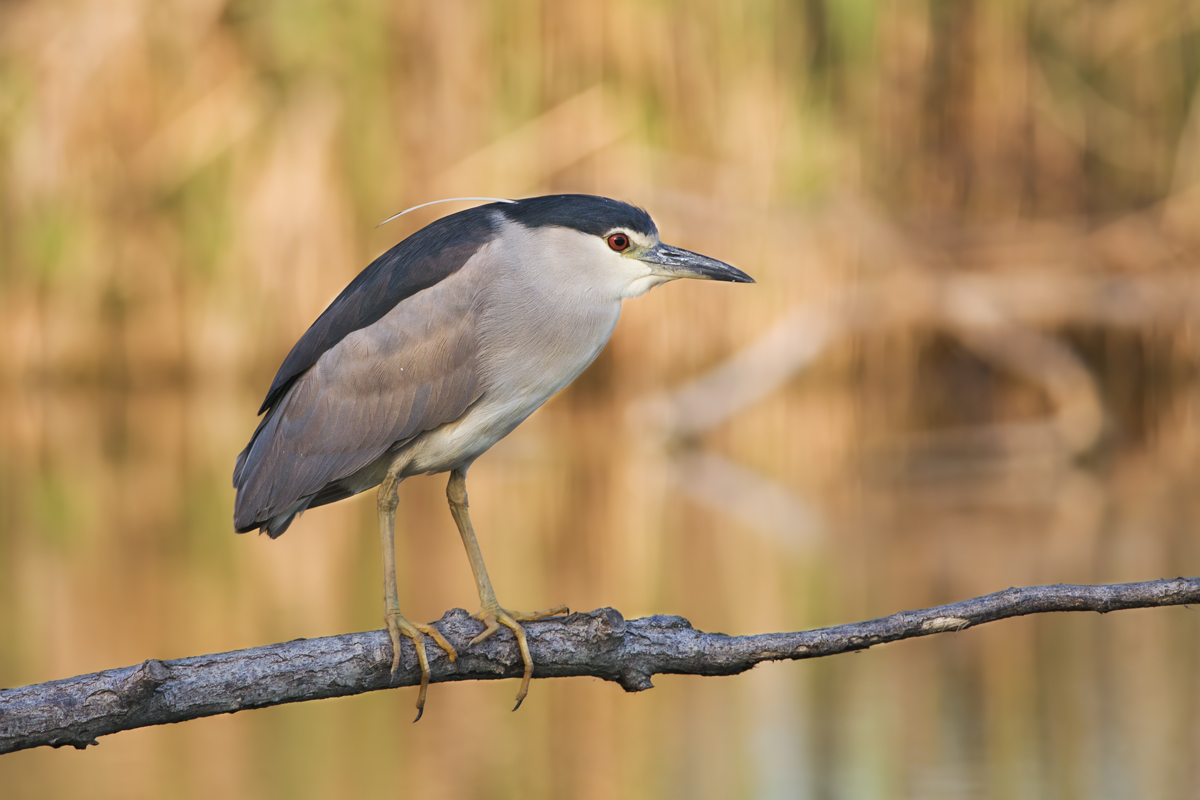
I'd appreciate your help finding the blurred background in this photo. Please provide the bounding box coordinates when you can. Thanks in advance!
[3,0,1200,797]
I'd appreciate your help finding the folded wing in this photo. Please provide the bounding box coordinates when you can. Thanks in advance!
[233,273,483,536]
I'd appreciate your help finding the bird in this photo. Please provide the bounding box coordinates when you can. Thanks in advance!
[232,194,753,718]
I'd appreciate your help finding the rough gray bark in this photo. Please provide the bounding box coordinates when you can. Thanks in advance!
[2,577,1197,755]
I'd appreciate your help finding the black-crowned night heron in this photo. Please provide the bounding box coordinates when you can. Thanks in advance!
[233,194,752,717]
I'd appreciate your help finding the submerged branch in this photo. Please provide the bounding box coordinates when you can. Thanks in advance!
[3,577,1197,755]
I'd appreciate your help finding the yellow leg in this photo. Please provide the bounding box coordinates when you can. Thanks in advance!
[379,472,457,721]
[447,469,568,710]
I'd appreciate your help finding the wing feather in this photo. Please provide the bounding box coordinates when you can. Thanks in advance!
[233,264,484,533]
[256,204,500,414]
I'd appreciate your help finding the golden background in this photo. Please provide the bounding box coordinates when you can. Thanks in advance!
[3,0,1200,797]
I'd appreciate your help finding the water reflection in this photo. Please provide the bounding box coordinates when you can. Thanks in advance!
[2,374,1199,799]
[4,0,1200,794]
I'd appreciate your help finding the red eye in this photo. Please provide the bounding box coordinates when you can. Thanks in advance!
[607,233,630,252]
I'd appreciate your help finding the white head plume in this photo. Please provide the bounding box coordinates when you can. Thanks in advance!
[376,196,516,227]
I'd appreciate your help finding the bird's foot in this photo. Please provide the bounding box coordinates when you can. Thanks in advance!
[384,611,458,722]
[470,603,570,710]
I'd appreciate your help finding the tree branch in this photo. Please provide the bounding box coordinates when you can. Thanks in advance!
[3,577,1197,755]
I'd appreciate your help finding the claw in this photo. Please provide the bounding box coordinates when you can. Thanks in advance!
[469,604,569,710]
[469,616,502,647]
[384,613,457,721]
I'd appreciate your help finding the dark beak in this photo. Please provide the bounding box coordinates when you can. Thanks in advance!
[638,243,755,283]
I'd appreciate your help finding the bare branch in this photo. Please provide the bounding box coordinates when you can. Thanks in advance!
[3,577,1197,755]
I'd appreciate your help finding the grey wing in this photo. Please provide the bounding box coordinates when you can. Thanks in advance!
[233,274,483,536]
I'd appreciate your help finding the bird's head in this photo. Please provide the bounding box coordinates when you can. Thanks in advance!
[496,194,754,299]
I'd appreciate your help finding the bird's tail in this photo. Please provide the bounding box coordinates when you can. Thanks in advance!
[232,408,305,538]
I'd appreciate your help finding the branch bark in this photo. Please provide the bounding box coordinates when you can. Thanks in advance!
[3,577,1197,755]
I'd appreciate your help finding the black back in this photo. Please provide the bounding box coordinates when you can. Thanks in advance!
[255,194,654,415]
[257,205,500,413]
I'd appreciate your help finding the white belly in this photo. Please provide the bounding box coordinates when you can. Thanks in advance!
[395,297,621,477]
[397,393,550,475]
